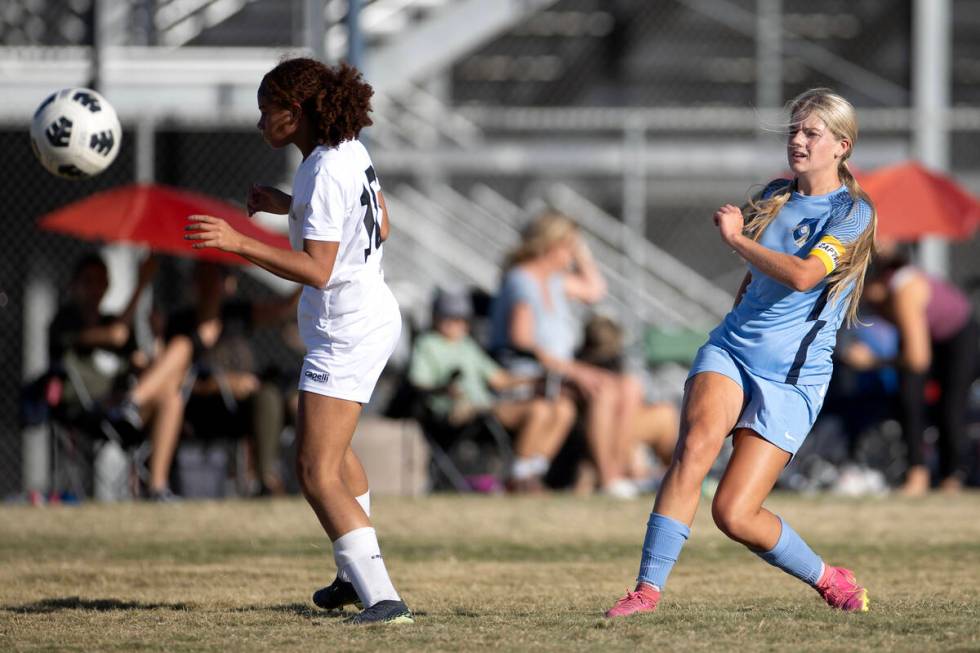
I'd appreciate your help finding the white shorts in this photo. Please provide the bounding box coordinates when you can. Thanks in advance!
[297,283,402,404]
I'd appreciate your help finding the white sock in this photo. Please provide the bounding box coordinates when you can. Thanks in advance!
[355,490,371,517]
[511,455,548,480]
[529,455,549,476]
[337,491,372,583]
[333,527,400,607]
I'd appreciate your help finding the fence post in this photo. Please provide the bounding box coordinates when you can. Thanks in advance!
[21,275,56,497]
[622,117,647,335]
[913,0,951,277]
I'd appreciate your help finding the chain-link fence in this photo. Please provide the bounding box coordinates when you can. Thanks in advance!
[0,120,300,498]
[3,0,980,497]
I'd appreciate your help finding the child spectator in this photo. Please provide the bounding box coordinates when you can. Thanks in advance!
[410,287,575,491]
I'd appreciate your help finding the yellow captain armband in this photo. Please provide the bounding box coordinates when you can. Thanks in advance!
[810,235,845,275]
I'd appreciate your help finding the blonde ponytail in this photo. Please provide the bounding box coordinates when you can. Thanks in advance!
[827,160,877,326]
[743,179,794,243]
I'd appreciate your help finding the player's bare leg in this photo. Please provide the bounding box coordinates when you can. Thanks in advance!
[298,392,412,623]
[710,430,788,550]
[295,392,368,539]
[714,430,868,612]
[653,372,744,524]
[606,372,742,618]
[341,446,369,498]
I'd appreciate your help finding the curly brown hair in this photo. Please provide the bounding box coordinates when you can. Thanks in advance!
[259,57,374,148]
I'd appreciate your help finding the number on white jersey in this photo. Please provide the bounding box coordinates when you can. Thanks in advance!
[360,166,382,262]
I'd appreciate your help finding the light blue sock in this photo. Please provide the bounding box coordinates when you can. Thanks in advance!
[637,513,691,590]
[755,516,824,586]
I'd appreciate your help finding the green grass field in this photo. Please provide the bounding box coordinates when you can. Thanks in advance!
[2,493,979,652]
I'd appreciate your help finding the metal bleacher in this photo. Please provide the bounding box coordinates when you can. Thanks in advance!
[3,0,979,332]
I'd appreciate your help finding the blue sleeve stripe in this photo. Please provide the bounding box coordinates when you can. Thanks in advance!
[761,178,792,200]
[825,199,872,244]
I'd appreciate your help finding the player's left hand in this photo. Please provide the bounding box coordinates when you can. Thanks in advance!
[185,215,244,253]
[713,204,745,246]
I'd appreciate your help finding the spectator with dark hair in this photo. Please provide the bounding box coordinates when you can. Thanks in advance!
[857,242,978,494]
[113,261,298,498]
[409,287,575,491]
[576,314,679,483]
[48,252,163,485]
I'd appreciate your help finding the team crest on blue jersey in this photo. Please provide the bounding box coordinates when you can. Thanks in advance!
[792,218,820,246]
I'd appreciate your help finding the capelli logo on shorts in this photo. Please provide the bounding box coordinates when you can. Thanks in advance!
[304,369,330,383]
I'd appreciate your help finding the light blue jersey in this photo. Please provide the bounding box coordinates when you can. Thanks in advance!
[707,179,873,386]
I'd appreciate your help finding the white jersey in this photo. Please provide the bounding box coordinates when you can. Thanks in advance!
[289,140,391,335]
[288,139,401,402]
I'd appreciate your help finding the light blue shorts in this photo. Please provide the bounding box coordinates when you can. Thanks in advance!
[688,343,827,456]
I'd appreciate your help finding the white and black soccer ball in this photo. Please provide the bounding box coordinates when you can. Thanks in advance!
[30,88,122,179]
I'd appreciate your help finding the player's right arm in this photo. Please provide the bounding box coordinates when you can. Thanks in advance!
[186,215,339,288]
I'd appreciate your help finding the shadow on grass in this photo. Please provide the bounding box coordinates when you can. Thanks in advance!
[234,603,432,620]
[235,603,328,619]
[3,596,190,614]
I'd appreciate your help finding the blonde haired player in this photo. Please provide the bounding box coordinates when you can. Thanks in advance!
[606,88,876,618]
[185,57,412,625]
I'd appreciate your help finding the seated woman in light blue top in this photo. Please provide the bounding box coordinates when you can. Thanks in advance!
[489,211,644,497]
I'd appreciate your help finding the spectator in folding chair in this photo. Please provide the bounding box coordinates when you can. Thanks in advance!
[111,262,299,498]
[409,287,575,492]
[45,252,160,495]
[576,314,679,489]
[489,211,643,498]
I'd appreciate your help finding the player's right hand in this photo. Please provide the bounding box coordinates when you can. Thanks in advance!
[713,203,745,246]
[246,184,291,216]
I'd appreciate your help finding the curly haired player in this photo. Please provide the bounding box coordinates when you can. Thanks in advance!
[185,57,411,625]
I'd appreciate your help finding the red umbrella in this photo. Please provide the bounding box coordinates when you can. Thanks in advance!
[856,162,980,242]
[38,183,291,265]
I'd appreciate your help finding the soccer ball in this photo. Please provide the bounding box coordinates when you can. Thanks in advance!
[30,88,122,179]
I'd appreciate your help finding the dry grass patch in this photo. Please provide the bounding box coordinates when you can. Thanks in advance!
[1,493,978,652]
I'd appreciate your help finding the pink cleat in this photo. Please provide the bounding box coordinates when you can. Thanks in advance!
[604,583,661,618]
[815,566,869,612]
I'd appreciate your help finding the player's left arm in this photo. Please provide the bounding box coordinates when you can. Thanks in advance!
[378,191,390,243]
[727,229,827,292]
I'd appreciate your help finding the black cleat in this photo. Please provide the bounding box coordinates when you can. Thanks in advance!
[312,577,361,611]
[344,599,414,625]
